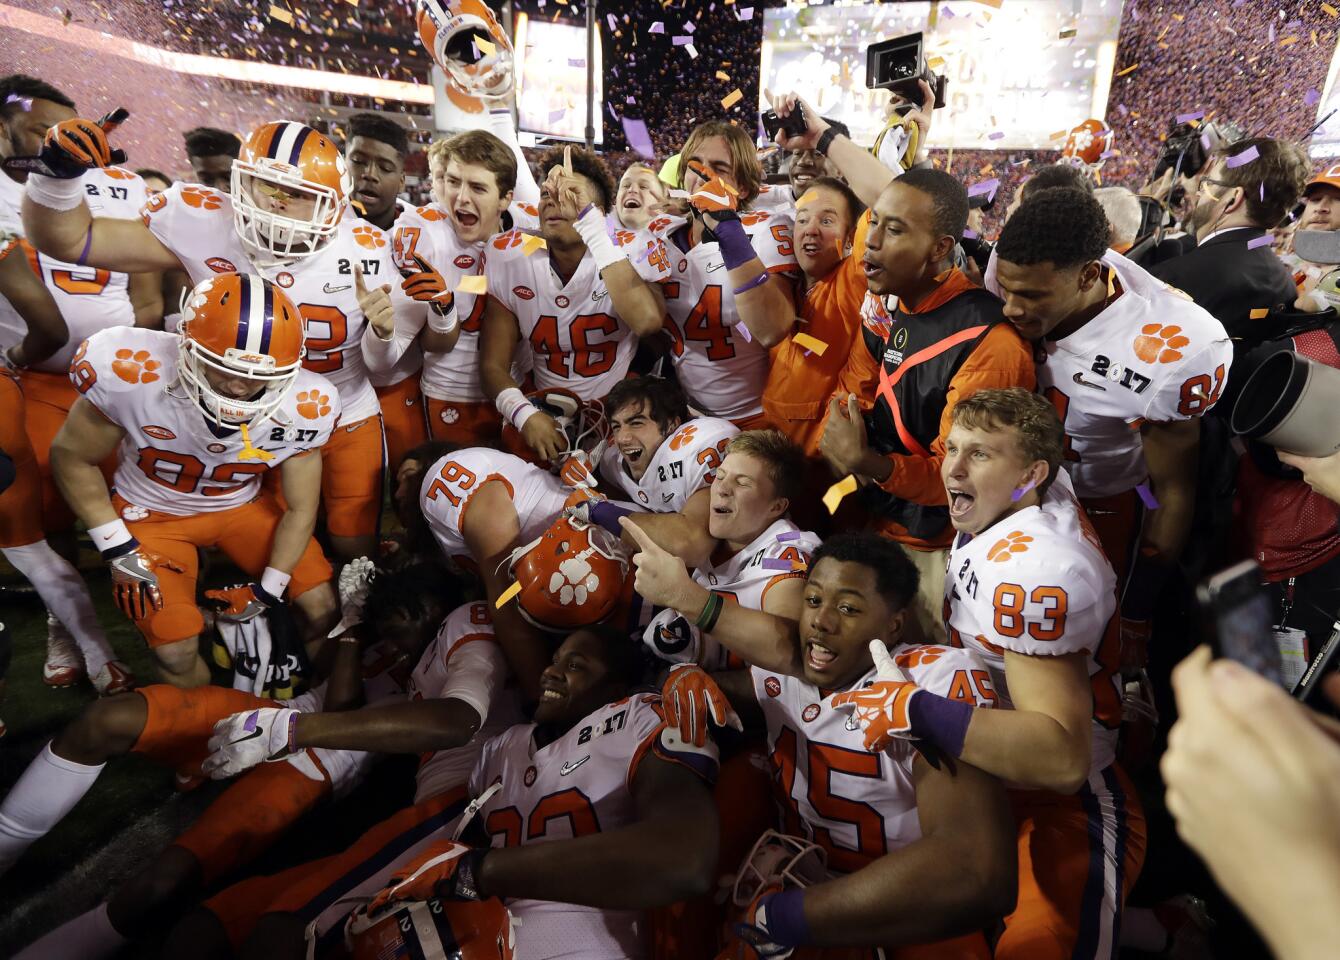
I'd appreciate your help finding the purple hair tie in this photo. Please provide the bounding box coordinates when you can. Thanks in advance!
[76,227,94,267]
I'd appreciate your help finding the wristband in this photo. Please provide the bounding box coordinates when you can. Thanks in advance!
[25,173,86,211]
[589,499,635,534]
[761,888,812,948]
[695,592,725,632]
[573,204,624,272]
[733,272,770,297]
[710,216,756,271]
[260,566,292,599]
[908,690,974,758]
[495,386,540,430]
[425,301,459,335]
[89,517,137,559]
[451,848,489,901]
[815,126,840,157]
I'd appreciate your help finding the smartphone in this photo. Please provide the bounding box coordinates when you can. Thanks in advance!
[1196,560,1285,686]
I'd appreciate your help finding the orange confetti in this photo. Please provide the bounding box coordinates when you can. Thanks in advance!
[268,4,293,24]
[495,581,522,608]
[456,274,488,295]
[974,0,1002,7]
[1279,36,1299,46]
[715,70,731,81]
[823,475,858,515]
[1249,307,1270,319]
[1324,2,1339,17]
[1115,64,1139,77]
[721,89,743,110]
[1050,129,1068,140]
[793,333,829,356]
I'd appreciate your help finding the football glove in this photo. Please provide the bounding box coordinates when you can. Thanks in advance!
[107,546,180,621]
[662,664,742,748]
[687,161,740,219]
[727,884,794,960]
[202,706,299,779]
[330,556,376,636]
[558,451,600,492]
[829,640,921,754]
[367,840,487,914]
[33,110,129,179]
[399,253,455,316]
[204,582,283,623]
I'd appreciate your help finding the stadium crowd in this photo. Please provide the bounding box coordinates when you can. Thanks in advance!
[3,1,1340,959]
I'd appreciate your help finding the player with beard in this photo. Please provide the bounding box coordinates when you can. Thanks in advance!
[643,532,1015,959]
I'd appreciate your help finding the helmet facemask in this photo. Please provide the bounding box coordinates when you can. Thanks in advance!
[231,158,344,264]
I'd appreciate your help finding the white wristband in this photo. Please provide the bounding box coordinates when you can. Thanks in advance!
[573,205,624,272]
[89,517,134,554]
[25,174,87,211]
[261,566,292,598]
[495,386,540,430]
[425,300,460,335]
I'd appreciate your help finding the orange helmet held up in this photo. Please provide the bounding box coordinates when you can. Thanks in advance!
[509,514,630,632]
[1060,118,1114,171]
[417,0,514,99]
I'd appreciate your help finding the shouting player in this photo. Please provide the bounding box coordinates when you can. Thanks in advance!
[20,113,434,562]
[49,274,339,685]
[481,146,664,463]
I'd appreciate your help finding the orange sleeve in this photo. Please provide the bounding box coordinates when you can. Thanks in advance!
[875,323,1037,505]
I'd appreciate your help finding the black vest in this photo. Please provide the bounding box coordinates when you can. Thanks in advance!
[860,286,1003,540]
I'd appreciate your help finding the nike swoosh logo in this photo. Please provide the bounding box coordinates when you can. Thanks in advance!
[662,493,675,502]
[1072,372,1107,391]
[559,755,591,776]
[323,282,351,294]
[591,290,608,302]
[232,727,265,745]
[706,262,726,273]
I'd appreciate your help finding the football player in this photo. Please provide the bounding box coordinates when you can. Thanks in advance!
[650,533,1015,958]
[179,624,719,960]
[633,121,801,427]
[48,273,340,686]
[20,114,438,563]
[0,74,160,686]
[182,127,241,193]
[750,117,852,222]
[992,189,1232,671]
[611,161,668,232]
[481,146,665,462]
[3,563,471,960]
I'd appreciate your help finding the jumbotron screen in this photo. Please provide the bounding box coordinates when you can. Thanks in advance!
[759,0,1124,151]
[514,15,604,144]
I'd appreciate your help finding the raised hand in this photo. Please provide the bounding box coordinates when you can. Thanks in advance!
[354,263,395,339]
[662,664,743,747]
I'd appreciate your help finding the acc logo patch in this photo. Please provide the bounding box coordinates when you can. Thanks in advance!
[276,272,295,288]
[454,255,476,270]
[801,703,821,723]
[512,285,535,301]
[142,424,176,441]
[764,676,782,698]
[637,490,650,504]
[555,295,570,309]
[120,504,150,522]
[205,256,237,274]
[207,442,228,453]
[523,765,537,787]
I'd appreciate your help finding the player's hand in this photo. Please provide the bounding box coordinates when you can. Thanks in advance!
[766,89,828,153]
[520,411,567,462]
[399,253,455,317]
[202,707,299,779]
[368,840,481,914]
[334,557,377,632]
[33,110,129,179]
[831,641,922,753]
[107,547,180,621]
[542,147,587,222]
[728,883,794,960]
[818,393,869,478]
[204,581,282,623]
[1119,617,1152,676]
[558,451,600,491]
[662,664,742,747]
[900,78,936,163]
[621,517,698,611]
[686,161,740,223]
[354,263,395,340]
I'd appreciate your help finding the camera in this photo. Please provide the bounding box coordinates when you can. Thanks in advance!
[1232,351,1340,458]
[865,32,947,108]
[761,106,808,142]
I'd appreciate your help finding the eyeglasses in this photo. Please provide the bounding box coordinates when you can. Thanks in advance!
[1198,177,1235,195]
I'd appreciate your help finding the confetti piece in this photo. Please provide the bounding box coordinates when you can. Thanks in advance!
[495,581,522,608]
[1227,145,1260,168]
[685,44,698,59]
[1010,479,1037,502]
[269,4,293,24]
[1325,2,1339,17]
[1115,64,1139,77]
[1135,483,1160,511]
[1050,129,1068,141]
[735,321,752,343]
[456,274,488,294]
[968,178,1000,198]
[715,70,731,81]
[684,21,696,33]
[1247,235,1273,250]
[648,21,664,34]
[621,117,656,160]
[721,89,743,110]
[672,36,692,46]
[823,475,858,515]
[963,227,978,240]
[927,56,945,69]
[974,0,1002,7]
[988,131,1005,140]
[1279,36,1299,47]
[1059,27,1077,39]
[522,234,547,256]
[793,333,828,356]
[476,36,497,56]
[1176,110,1204,123]
[776,531,801,542]
[607,12,617,30]
[736,6,754,20]
[1249,307,1270,319]
[761,558,795,571]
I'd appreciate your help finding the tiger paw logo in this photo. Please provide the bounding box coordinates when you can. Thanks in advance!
[295,390,331,419]
[181,186,223,210]
[739,211,769,227]
[112,349,161,384]
[613,229,637,247]
[439,407,460,424]
[986,531,1033,562]
[668,424,697,451]
[895,646,946,669]
[120,504,150,521]
[492,230,524,251]
[1132,324,1190,365]
[646,216,673,234]
[548,555,602,608]
[352,225,386,249]
[104,167,136,181]
[416,205,447,221]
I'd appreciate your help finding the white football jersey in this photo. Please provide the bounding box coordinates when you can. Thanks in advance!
[468,694,716,960]
[407,601,526,803]
[392,202,539,403]
[753,641,996,874]
[944,471,1122,776]
[73,327,339,516]
[419,447,567,564]
[142,183,424,424]
[643,518,819,668]
[599,417,738,512]
[0,167,146,371]
[1033,250,1232,498]
[366,206,423,389]
[485,226,662,400]
[632,211,801,420]
[749,183,797,220]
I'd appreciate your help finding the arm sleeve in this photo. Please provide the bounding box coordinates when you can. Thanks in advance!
[486,109,540,207]
[875,323,1037,505]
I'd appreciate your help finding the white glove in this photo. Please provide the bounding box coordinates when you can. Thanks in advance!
[330,557,376,636]
[870,639,909,682]
[202,707,299,779]
[572,203,625,272]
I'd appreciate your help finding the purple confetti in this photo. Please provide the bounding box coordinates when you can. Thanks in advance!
[607,13,617,31]
[1200,133,1212,151]
[776,531,802,542]
[736,6,754,20]
[648,21,664,34]
[968,178,1001,198]
[963,227,978,239]
[735,321,752,343]
[1307,88,1322,106]
[1117,103,1129,117]
[761,558,796,571]
[1010,479,1037,503]
[549,108,567,123]
[988,131,1005,140]
[672,36,692,46]
[1226,145,1260,168]
[621,117,656,160]
[684,21,696,34]
[1135,482,1160,510]
[1247,234,1274,250]
[1176,110,1204,123]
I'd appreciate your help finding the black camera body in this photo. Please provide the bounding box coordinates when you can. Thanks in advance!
[761,106,808,142]
[865,32,946,108]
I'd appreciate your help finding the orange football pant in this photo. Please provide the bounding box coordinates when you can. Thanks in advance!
[425,396,503,447]
[18,368,115,531]
[0,371,45,548]
[374,375,427,476]
[319,413,385,539]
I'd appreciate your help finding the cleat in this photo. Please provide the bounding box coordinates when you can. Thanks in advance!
[91,660,136,696]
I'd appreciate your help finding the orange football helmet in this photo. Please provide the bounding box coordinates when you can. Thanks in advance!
[343,897,516,960]
[1060,118,1114,171]
[500,388,609,475]
[418,0,514,99]
[509,514,630,632]
[231,120,351,263]
[177,273,305,429]
[731,830,829,909]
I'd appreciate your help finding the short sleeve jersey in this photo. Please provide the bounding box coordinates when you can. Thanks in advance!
[944,470,1122,775]
[754,641,996,873]
[598,417,738,511]
[419,447,568,564]
[468,694,716,960]
[749,183,797,220]
[643,518,820,668]
[1036,251,1233,498]
[632,211,801,420]
[142,183,414,424]
[72,327,339,515]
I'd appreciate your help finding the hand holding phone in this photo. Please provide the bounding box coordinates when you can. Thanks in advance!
[1196,560,1285,686]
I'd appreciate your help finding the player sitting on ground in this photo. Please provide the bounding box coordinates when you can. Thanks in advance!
[651,532,1016,958]
[49,274,339,686]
